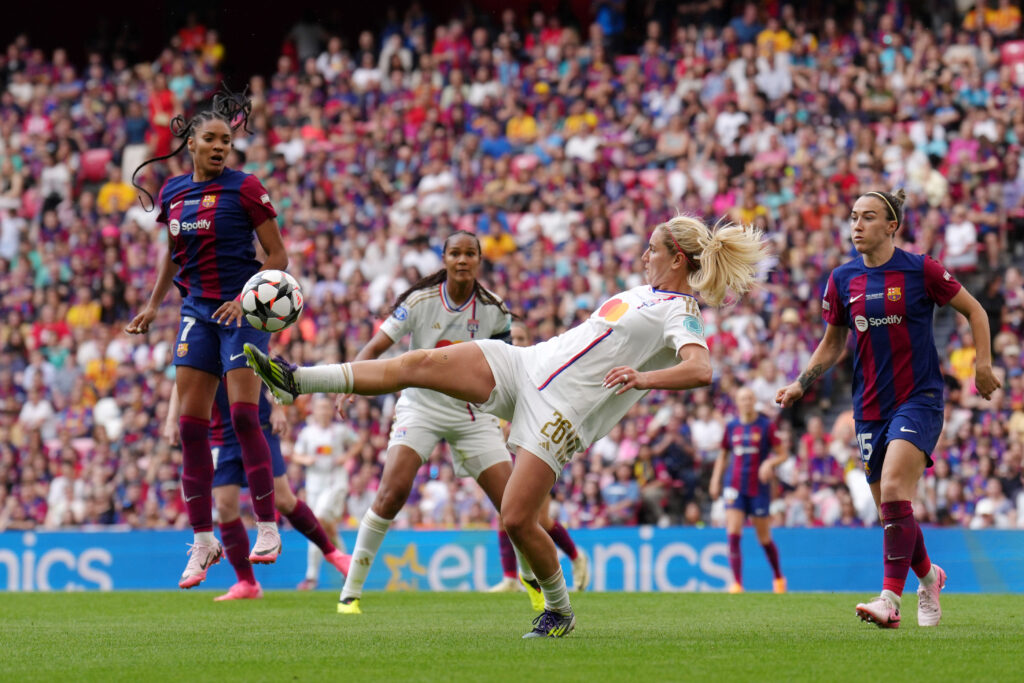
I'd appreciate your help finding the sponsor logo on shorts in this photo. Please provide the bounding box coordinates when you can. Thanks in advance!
[177,343,188,357]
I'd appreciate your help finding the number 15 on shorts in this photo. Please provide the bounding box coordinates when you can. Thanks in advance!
[857,433,873,465]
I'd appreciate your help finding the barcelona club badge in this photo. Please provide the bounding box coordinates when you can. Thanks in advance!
[886,287,902,302]
[201,194,218,209]
[177,343,188,358]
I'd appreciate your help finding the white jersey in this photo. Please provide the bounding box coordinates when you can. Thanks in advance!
[380,281,511,415]
[522,285,707,446]
[294,421,358,492]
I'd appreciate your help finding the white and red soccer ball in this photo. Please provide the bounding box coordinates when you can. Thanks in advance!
[240,269,303,332]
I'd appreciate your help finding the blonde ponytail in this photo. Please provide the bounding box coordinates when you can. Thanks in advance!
[658,216,769,307]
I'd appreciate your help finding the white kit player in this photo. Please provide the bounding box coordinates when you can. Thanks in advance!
[246,217,768,637]
[333,231,514,614]
[293,395,360,590]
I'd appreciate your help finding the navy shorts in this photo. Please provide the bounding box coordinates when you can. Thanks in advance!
[211,428,286,488]
[725,489,771,517]
[854,403,942,484]
[174,297,270,377]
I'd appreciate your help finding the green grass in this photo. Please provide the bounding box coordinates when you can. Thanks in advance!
[1,592,1022,682]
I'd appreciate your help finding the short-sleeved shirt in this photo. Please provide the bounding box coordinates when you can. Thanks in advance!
[380,282,512,414]
[157,167,277,300]
[524,286,707,446]
[294,421,358,492]
[822,248,961,420]
[722,413,779,498]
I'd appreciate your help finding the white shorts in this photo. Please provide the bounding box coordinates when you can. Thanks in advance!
[475,340,584,476]
[387,400,511,479]
[309,483,348,522]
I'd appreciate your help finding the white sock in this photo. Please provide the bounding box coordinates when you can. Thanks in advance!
[919,565,938,587]
[195,531,216,546]
[882,589,901,609]
[340,509,392,601]
[307,541,323,581]
[537,568,572,614]
[513,544,535,581]
[296,364,353,394]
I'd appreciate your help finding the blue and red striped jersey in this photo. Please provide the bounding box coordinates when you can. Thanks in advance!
[822,248,961,420]
[157,168,277,300]
[209,382,274,448]
[721,414,779,497]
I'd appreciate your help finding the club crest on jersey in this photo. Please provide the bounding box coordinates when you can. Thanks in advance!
[467,318,479,337]
[886,287,902,302]
[176,343,188,357]
[201,194,218,209]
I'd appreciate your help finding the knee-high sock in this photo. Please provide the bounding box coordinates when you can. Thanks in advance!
[910,519,932,579]
[761,540,782,579]
[537,567,572,614]
[727,533,742,585]
[498,530,517,578]
[285,500,336,555]
[179,416,214,533]
[881,500,916,596]
[340,509,392,600]
[219,518,255,584]
[229,402,275,522]
[546,521,578,560]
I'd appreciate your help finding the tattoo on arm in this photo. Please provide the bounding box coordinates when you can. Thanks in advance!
[797,365,824,392]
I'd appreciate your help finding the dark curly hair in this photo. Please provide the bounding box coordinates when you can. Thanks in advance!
[131,85,253,210]
[388,230,511,318]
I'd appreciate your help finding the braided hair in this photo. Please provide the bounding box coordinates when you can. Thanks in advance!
[131,86,253,210]
[388,230,511,317]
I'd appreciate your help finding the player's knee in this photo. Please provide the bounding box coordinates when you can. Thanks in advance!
[500,502,533,539]
[216,500,240,522]
[229,403,260,433]
[373,485,410,518]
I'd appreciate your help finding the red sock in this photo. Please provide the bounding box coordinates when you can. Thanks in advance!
[546,521,578,560]
[881,500,915,596]
[219,518,255,584]
[498,530,517,578]
[910,517,932,578]
[728,534,742,585]
[179,416,213,533]
[284,500,335,555]
[761,540,782,579]
[229,402,275,522]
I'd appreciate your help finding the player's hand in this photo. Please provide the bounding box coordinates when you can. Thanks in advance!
[335,393,355,418]
[758,461,774,484]
[975,364,1001,401]
[212,299,244,327]
[125,306,158,335]
[269,405,288,435]
[709,479,721,500]
[775,382,804,408]
[162,419,180,446]
[603,366,647,395]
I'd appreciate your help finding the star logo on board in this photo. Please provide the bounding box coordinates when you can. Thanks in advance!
[384,543,427,591]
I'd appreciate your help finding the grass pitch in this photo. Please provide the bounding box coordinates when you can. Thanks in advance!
[1,592,1021,681]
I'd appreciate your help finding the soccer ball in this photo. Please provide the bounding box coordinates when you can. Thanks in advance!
[240,270,303,332]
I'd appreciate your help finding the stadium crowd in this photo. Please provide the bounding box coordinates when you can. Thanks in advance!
[1,1,1024,535]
